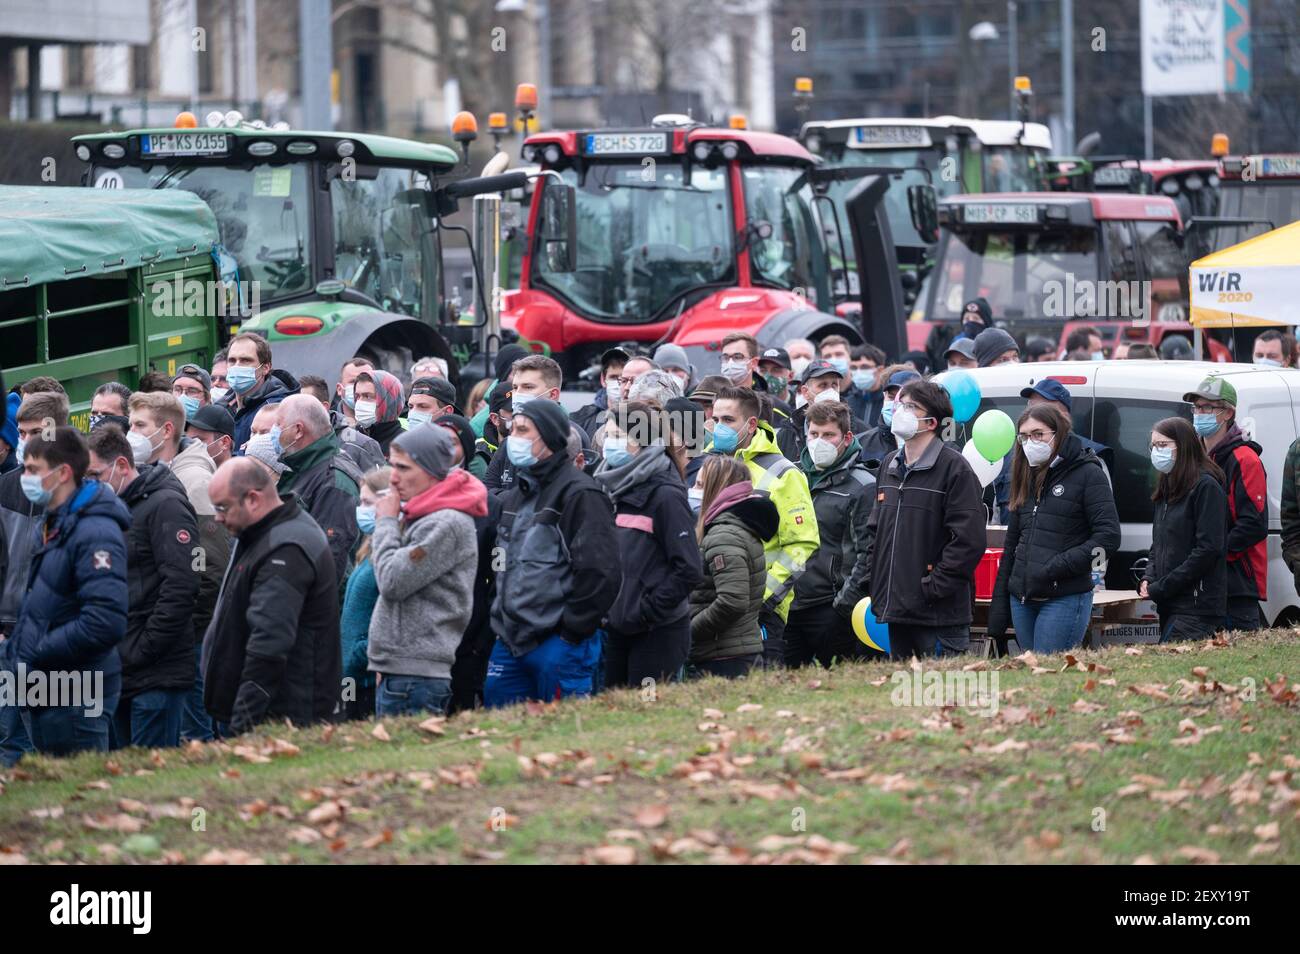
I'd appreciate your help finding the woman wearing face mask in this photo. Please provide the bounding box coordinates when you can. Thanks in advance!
[988,405,1120,653]
[687,455,779,678]
[1140,417,1228,642]
[595,402,704,688]
[339,467,392,719]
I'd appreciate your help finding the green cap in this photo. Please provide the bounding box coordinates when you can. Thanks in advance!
[1182,375,1237,408]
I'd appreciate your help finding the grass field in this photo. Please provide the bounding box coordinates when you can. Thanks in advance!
[1,630,1297,865]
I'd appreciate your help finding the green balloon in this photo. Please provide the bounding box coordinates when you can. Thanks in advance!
[972,409,1015,462]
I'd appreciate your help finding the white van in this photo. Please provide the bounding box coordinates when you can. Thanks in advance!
[967,359,1300,628]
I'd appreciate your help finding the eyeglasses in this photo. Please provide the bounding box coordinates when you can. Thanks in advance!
[173,386,206,399]
[1191,402,1224,414]
[897,401,927,416]
[1150,440,1176,451]
[1016,429,1055,444]
[212,495,246,514]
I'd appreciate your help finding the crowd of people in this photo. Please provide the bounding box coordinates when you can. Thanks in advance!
[0,299,1294,763]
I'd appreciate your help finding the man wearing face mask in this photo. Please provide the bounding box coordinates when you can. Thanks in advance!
[785,401,876,668]
[845,344,886,426]
[484,399,621,706]
[755,347,796,423]
[351,369,407,456]
[332,357,374,425]
[710,386,819,668]
[1253,329,1296,368]
[776,360,867,462]
[974,327,1021,368]
[573,348,629,438]
[89,382,133,433]
[817,335,854,389]
[925,297,991,373]
[835,380,986,659]
[7,427,129,759]
[219,333,300,451]
[171,364,213,421]
[858,367,920,470]
[653,343,696,397]
[273,395,362,588]
[405,376,460,427]
[86,426,199,750]
[484,356,570,496]
[1183,376,1268,631]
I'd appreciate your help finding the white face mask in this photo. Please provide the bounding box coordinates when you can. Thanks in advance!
[127,430,154,467]
[890,406,924,441]
[812,387,841,405]
[794,392,808,410]
[1254,356,1282,368]
[806,436,840,469]
[790,357,811,379]
[353,399,378,428]
[720,360,750,384]
[605,377,622,402]
[1022,439,1053,467]
[210,386,229,403]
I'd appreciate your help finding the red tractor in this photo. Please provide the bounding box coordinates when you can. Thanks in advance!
[912,190,1232,364]
[497,115,919,379]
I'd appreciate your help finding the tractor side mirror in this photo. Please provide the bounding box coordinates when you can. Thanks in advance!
[908,184,939,244]
[540,181,578,273]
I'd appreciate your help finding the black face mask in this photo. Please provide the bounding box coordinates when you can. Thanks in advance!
[963,321,985,341]
[90,413,131,432]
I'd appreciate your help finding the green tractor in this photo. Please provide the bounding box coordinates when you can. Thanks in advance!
[72,113,530,393]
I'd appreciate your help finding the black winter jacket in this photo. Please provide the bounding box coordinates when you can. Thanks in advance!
[201,495,341,733]
[278,432,361,586]
[987,434,1120,636]
[835,436,987,626]
[0,466,41,633]
[490,450,622,655]
[857,422,898,472]
[793,441,876,609]
[120,464,201,697]
[776,403,868,463]
[222,368,299,451]
[595,448,703,634]
[1143,471,1228,619]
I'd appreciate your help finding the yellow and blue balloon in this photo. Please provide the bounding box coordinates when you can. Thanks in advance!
[851,597,890,654]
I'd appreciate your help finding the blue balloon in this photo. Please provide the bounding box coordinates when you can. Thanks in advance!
[941,369,981,423]
[852,597,891,654]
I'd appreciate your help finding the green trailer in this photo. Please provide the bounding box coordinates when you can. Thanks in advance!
[0,186,222,430]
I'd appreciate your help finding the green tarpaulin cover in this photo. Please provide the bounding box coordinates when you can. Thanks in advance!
[0,185,218,289]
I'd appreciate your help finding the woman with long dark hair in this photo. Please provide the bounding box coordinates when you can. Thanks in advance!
[1140,416,1228,642]
[988,405,1120,652]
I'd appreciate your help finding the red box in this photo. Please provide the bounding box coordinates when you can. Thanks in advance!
[975,548,1003,600]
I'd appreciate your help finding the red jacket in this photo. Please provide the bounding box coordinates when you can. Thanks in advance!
[1209,424,1268,602]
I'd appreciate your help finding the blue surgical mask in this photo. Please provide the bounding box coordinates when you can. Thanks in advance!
[1254,357,1282,368]
[407,409,433,428]
[1091,351,1104,361]
[851,370,874,391]
[180,395,202,420]
[604,437,633,468]
[20,470,53,506]
[506,434,538,469]
[355,505,376,535]
[227,365,258,395]
[268,424,284,457]
[1150,446,1176,473]
[511,393,536,414]
[14,439,25,465]
[1192,413,1221,437]
[881,400,894,426]
[828,358,849,375]
[712,422,742,453]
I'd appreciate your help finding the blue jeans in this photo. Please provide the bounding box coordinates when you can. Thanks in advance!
[374,674,452,718]
[0,652,33,766]
[1224,597,1262,632]
[21,703,117,758]
[483,634,601,708]
[1009,591,1094,653]
[181,657,213,742]
[110,688,186,749]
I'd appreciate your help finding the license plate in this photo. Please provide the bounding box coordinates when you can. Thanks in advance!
[140,132,230,157]
[1093,166,1137,187]
[853,125,931,147]
[1261,155,1300,177]
[963,203,1038,224]
[583,133,668,156]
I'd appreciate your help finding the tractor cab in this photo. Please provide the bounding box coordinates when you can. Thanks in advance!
[1214,152,1300,250]
[913,191,1228,362]
[501,114,916,378]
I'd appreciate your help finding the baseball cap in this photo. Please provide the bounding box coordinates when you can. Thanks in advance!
[175,363,212,392]
[1183,375,1237,407]
[758,346,791,370]
[601,346,631,371]
[1020,378,1073,410]
[488,383,515,415]
[944,338,976,361]
[410,375,459,410]
[801,359,842,384]
[885,369,921,392]
[187,403,236,439]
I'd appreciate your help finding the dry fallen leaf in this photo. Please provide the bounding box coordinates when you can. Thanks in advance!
[305,800,344,825]
[736,703,763,713]
[1254,822,1280,841]
[1176,846,1221,864]
[371,723,392,742]
[588,844,637,865]
[633,804,669,829]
